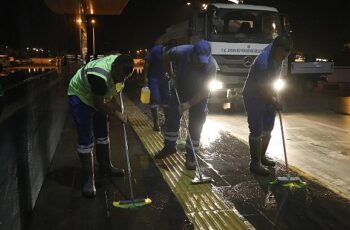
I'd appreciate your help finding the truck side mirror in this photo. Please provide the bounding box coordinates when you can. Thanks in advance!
[284,16,290,32]
[280,14,290,33]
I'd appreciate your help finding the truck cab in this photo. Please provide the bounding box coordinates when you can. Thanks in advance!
[156,3,290,109]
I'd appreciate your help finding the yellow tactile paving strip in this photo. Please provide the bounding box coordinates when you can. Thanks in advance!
[124,97,252,230]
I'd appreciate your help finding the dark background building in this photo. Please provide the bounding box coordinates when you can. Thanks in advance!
[0,0,349,59]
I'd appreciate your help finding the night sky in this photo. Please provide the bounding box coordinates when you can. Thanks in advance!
[0,0,349,58]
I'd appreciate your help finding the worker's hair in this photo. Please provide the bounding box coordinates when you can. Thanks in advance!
[111,54,134,80]
[272,34,293,50]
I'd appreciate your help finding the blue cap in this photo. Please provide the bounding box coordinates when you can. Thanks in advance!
[193,40,211,64]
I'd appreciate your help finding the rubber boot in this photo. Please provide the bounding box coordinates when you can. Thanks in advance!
[185,155,196,170]
[79,153,96,198]
[151,107,160,131]
[249,138,270,176]
[154,145,177,159]
[261,134,276,167]
[96,144,125,177]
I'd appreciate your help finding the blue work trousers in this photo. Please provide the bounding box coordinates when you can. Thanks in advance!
[148,76,170,108]
[243,95,276,139]
[68,95,109,153]
[164,88,208,158]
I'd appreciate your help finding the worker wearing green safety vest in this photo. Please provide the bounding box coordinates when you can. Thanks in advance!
[68,54,134,198]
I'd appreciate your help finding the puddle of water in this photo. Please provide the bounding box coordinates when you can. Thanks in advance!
[265,190,278,209]
[201,119,223,147]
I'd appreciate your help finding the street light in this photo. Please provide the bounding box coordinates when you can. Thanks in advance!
[76,18,82,57]
[91,19,96,55]
[39,48,44,65]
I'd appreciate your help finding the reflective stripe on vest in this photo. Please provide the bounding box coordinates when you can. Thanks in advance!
[68,54,120,109]
[81,66,110,80]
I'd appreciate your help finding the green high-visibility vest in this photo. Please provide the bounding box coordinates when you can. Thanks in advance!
[68,54,123,109]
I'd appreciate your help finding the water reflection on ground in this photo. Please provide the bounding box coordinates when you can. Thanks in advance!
[1,67,55,77]
[0,67,57,110]
[337,96,350,114]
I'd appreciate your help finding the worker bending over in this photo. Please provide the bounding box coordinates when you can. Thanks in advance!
[154,40,217,170]
[242,34,292,176]
[68,54,134,197]
[143,40,177,131]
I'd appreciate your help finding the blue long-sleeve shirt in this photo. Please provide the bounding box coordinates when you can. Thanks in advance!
[168,45,217,101]
[146,44,165,78]
[242,44,282,100]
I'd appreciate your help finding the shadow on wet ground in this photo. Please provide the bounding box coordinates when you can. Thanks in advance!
[28,112,193,230]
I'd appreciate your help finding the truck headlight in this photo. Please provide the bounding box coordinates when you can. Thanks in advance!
[208,80,223,91]
[273,78,285,91]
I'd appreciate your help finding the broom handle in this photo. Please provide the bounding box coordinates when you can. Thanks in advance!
[120,91,135,201]
[174,87,204,179]
[278,110,289,176]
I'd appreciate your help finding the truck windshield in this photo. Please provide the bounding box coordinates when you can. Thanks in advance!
[209,9,281,43]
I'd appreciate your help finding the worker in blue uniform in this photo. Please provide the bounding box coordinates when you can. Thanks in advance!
[242,34,293,176]
[143,40,177,131]
[154,40,217,170]
[68,54,134,197]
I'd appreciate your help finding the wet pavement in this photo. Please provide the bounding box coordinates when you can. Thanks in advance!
[28,83,350,230]
[206,87,350,200]
[200,87,350,229]
[198,131,350,229]
[28,111,192,230]
[133,84,350,229]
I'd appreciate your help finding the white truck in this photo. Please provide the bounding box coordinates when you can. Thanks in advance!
[156,3,291,109]
[289,61,334,91]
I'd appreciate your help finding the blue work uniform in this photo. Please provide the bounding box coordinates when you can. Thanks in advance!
[146,44,170,109]
[164,45,217,159]
[242,44,282,139]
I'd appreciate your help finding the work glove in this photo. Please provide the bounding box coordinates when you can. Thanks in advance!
[164,72,171,80]
[115,110,128,124]
[178,102,190,115]
[169,78,176,89]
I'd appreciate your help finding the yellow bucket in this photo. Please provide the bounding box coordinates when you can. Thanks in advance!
[140,86,150,104]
